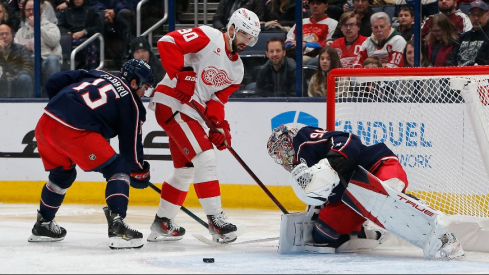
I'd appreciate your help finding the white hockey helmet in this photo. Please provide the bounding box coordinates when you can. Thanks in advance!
[227,8,261,47]
[267,124,301,172]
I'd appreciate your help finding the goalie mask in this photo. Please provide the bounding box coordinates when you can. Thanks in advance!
[227,8,261,48]
[267,124,301,172]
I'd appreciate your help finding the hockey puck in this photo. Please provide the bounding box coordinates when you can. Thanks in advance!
[203,258,215,263]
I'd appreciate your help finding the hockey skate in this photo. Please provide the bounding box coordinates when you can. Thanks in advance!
[28,211,67,242]
[147,215,186,242]
[103,206,143,249]
[439,233,465,259]
[207,212,237,244]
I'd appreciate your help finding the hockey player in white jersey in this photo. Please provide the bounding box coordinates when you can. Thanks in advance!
[146,8,261,244]
[267,124,465,259]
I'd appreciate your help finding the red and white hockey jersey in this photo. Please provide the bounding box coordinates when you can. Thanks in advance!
[330,35,368,68]
[353,28,407,68]
[286,15,338,53]
[150,26,243,123]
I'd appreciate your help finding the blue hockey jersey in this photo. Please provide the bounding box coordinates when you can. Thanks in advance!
[43,69,146,171]
[292,126,396,203]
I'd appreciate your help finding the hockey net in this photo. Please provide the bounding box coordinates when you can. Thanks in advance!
[327,67,489,251]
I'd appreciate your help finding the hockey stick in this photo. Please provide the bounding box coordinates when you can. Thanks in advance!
[147,182,209,229]
[189,100,289,214]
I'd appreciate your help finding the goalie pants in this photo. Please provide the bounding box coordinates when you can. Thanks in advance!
[35,114,130,220]
[318,158,408,235]
[154,103,223,218]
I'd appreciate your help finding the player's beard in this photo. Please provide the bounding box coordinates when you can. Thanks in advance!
[232,38,245,53]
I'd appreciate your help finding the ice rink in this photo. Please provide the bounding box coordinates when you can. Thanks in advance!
[2,203,489,274]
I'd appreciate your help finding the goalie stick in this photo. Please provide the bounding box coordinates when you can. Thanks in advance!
[189,100,289,214]
[148,182,209,229]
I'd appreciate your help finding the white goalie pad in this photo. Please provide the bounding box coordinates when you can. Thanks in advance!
[341,166,458,259]
[278,212,314,253]
[290,159,340,206]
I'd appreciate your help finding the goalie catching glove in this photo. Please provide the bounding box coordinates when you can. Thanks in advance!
[130,161,151,189]
[174,67,196,103]
[208,120,231,150]
[290,158,340,206]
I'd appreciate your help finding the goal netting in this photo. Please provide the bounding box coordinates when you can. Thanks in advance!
[326,67,489,251]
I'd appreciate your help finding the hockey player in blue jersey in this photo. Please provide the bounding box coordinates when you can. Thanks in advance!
[267,124,464,259]
[28,59,155,249]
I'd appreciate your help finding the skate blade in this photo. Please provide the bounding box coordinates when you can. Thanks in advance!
[28,234,64,242]
[108,237,144,249]
[147,231,183,242]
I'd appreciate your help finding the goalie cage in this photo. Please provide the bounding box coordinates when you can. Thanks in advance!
[326,66,489,253]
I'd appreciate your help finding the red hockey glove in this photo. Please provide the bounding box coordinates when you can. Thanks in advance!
[174,67,197,103]
[129,161,151,189]
[208,120,231,151]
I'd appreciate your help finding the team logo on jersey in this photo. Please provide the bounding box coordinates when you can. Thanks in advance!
[89,154,96,160]
[201,66,233,88]
[213,48,221,56]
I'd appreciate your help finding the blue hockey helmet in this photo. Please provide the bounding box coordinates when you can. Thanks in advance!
[121,59,155,89]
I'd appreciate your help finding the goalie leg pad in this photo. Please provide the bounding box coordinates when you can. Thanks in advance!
[342,166,464,259]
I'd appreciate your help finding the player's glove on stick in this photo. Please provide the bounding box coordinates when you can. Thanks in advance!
[130,161,151,189]
[174,67,196,103]
[209,120,231,151]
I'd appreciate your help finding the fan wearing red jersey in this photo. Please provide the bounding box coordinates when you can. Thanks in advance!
[147,8,260,244]
[329,11,367,68]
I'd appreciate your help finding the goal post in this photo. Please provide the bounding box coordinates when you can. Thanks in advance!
[326,66,489,252]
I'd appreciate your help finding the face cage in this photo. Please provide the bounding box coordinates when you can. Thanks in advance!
[267,134,296,172]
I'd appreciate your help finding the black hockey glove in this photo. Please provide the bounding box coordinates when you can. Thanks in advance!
[129,161,150,189]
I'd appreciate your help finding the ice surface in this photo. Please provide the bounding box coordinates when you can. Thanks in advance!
[1,203,489,274]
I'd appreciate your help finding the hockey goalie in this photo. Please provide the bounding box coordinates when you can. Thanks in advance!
[266,124,465,259]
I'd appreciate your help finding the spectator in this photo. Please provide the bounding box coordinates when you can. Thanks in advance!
[425,13,459,67]
[213,0,265,32]
[353,12,407,68]
[255,36,296,97]
[331,0,374,40]
[325,0,347,21]
[0,0,20,31]
[262,0,295,32]
[362,56,381,67]
[89,0,134,64]
[421,0,472,40]
[403,40,432,67]
[15,0,61,94]
[129,36,165,84]
[307,46,348,97]
[57,0,102,70]
[0,23,34,97]
[285,0,338,63]
[53,0,68,11]
[330,11,367,68]
[447,0,489,66]
[0,1,19,31]
[396,6,414,42]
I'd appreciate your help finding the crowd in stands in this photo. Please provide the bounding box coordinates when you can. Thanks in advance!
[235,0,489,99]
[2,0,489,99]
